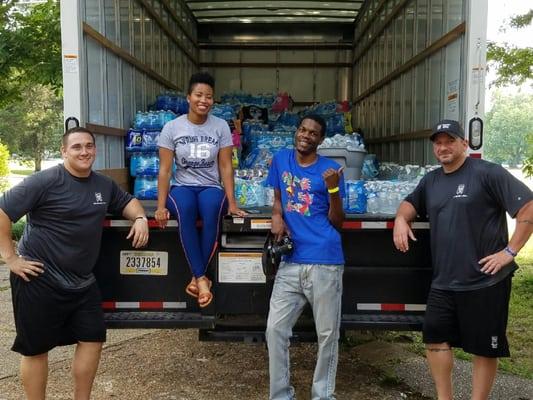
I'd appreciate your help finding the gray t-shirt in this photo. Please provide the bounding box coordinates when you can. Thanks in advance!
[0,164,133,290]
[158,114,233,187]
[405,158,532,291]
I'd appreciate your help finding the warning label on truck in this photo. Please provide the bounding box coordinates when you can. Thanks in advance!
[250,219,271,230]
[218,252,265,283]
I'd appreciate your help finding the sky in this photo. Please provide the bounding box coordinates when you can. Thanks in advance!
[485,0,533,109]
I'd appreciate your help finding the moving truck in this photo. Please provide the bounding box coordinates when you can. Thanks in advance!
[60,0,488,340]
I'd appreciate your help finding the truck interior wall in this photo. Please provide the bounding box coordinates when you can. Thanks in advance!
[353,0,466,165]
[198,24,353,105]
[81,0,199,169]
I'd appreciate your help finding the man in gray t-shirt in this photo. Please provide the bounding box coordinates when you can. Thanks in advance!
[393,119,533,400]
[0,127,149,400]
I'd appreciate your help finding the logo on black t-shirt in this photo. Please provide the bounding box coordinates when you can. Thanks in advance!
[453,184,468,198]
[93,192,106,205]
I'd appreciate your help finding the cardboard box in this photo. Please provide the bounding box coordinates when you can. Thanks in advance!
[97,168,130,192]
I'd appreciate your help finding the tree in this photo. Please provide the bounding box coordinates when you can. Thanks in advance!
[0,84,62,171]
[0,140,9,192]
[523,134,533,178]
[0,0,61,105]
[484,92,533,168]
[0,0,62,170]
[487,10,533,87]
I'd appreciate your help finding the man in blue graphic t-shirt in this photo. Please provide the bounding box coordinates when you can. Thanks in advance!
[265,114,345,400]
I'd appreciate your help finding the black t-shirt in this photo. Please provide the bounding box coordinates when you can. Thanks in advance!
[0,164,133,290]
[405,158,532,291]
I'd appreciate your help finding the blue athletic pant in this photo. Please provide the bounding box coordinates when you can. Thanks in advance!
[166,185,227,278]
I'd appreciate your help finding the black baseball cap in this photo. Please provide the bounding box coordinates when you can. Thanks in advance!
[430,119,465,141]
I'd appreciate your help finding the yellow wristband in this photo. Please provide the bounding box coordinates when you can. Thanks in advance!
[327,187,340,194]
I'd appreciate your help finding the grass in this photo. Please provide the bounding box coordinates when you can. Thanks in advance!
[9,168,33,176]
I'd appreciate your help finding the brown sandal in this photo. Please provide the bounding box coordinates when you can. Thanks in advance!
[185,277,212,298]
[196,276,213,308]
[185,278,199,298]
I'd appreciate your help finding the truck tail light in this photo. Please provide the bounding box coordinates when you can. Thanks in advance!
[469,117,483,150]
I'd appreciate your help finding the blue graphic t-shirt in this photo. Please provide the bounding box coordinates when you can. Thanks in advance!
[266,149,345,265]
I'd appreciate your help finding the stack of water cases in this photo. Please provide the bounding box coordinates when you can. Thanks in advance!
[126,110,178,200]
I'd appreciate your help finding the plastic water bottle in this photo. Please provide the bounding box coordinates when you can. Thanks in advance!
[126,129,143,151]
[129,153,140,177]
[142,130,160,151]
[134,176,158,200]
[345,180,367,213]
[136,153,159,176]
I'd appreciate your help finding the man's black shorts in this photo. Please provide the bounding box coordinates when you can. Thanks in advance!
[423,275,512,358]
[10,273,106,356]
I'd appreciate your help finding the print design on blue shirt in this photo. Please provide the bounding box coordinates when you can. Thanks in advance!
[282,171,313,216]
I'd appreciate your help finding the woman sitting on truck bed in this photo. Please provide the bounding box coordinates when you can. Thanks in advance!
[155,72,245,308]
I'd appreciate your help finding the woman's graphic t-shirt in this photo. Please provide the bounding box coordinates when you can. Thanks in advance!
[158,114,233,187]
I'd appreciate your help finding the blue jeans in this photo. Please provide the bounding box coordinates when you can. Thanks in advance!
[266,262,344,400]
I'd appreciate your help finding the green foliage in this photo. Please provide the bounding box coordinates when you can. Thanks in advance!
[487,44,533,87]
[0,140,9,192]
[11,218,26,241]
[0,84,62,171]
[510,9,533,28]
[484,92,533,167]
[523,134,533,178]
[0,0,61,107]
[15,0,62,90]
[487,10,533,87]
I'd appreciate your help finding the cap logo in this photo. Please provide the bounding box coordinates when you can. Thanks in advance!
[438,123,451,130]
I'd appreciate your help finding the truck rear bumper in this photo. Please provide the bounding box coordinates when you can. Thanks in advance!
[102,311,423,333]
[103,311,215,329]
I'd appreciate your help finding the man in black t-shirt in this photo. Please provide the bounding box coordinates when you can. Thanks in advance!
[0,127,149,400]
[393,119,533,400]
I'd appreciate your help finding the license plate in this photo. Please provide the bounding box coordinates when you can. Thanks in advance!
[120,251,168,276]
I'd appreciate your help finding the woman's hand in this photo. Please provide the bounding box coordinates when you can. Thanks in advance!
[228,202,247,217]
[154,207,170,228]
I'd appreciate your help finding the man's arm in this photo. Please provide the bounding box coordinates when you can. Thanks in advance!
[509,199,533,251]
[271,189,288,241]
[0,209,43,281]
[322,167,344,231]
[479,199,533,275]
[122,199,149,248]
[393,201,418,252]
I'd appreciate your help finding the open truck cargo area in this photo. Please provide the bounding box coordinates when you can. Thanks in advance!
[60,0,487,337]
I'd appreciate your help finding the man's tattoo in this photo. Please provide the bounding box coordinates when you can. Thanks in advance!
[517,219,533,225]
